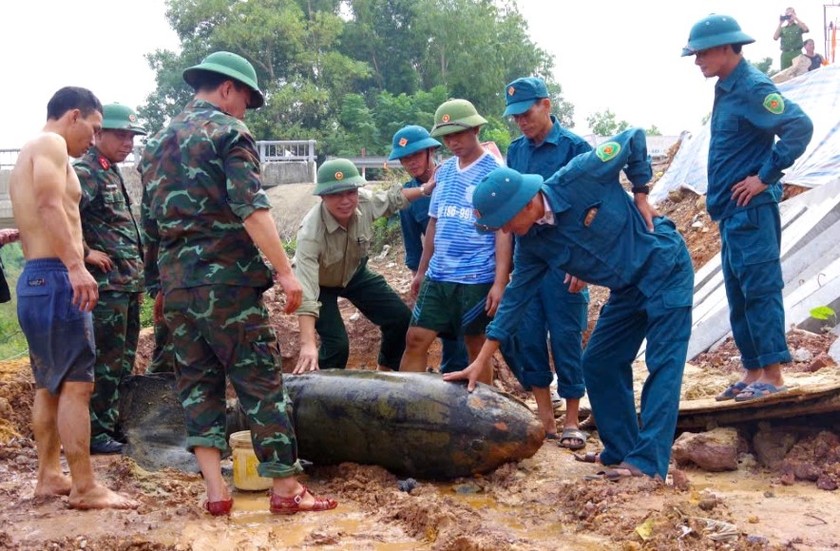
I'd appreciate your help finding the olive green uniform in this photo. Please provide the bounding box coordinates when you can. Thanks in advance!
[75,147,143,446]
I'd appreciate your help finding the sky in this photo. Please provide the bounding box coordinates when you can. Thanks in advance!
[0,0,836,147]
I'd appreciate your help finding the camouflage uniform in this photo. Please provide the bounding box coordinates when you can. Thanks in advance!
[75,148,143,445]
[139,99,302,477]
[145,317,175,373]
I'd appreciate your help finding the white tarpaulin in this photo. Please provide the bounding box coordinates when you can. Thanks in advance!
[652,64,840,204]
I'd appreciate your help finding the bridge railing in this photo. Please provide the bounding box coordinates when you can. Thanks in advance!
[1,139,318,169]
[0,149,20,169]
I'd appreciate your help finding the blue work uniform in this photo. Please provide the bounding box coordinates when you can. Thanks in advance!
[505,116,591,396]
[399,177,468,372]
[487,128,694,478]
[708,58,813,370]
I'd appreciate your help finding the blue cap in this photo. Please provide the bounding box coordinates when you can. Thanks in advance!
[388,125,442,161]
[503,77,549,117]
[472,167,543,232]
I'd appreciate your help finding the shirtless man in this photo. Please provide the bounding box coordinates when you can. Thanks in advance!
[9,86,137,510]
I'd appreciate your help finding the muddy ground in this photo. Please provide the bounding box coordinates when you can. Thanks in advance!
[1,157,839,550]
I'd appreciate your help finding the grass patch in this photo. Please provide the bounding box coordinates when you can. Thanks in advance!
[0,243,28,361]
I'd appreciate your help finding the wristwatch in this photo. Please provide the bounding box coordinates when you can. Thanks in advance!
[420,183,433,196]
[631,184,650,195]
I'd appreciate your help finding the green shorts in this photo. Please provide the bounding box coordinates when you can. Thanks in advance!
[411,279,492,338]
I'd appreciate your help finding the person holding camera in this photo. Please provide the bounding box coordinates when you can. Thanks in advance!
[774,7,809,69]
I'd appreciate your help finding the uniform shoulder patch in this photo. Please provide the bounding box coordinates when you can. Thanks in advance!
[763,93,785,115]
[595,141,621,162]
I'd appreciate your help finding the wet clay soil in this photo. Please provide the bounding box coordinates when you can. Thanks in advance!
[1,161,839,549]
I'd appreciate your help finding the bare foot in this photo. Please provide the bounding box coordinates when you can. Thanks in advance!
[34,473,72,497]
[69,484,139,510]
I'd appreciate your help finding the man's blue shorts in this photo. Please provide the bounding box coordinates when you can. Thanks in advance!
[16,259,95,395]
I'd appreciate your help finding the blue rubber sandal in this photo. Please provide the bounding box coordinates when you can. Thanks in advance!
[734,382,789,402]
[715,381,749,401]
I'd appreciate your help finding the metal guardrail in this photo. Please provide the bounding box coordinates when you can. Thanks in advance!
[0,149,19,169]
[258,140,317,163]
[1,140,318,168]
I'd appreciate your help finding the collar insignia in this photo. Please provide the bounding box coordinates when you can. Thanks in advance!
[595,142,621,162]
[98,156,111,170]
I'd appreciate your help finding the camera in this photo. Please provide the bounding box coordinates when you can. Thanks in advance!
[780,14,791,21]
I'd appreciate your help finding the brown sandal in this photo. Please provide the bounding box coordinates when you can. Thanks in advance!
[269,485,337,515]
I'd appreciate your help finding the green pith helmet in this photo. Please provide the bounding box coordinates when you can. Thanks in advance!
[314,158,366,196]
[183,51,265,108]
[681,14,755,56]
[101,103,146,135]
[430,99,488,138]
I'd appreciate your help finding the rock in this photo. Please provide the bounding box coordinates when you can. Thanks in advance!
[668,189,684,203]
[671,427,739,471]
[828,335,840,364]
[806,353,835,372]
[694,195,706,210]
[816,474,839,491]
[669,468,690,490]
[791,347,813,363]
[752,427,798,469]
[698,496,717,511]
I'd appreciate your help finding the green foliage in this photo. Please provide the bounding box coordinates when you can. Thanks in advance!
[809,305,836,321]
[139,296,155,329]
[371,214,402,254]
[586,109,630,137]
[283,238,297,257]
[645,125,662,136]
[142,0,570,157]
[481,116,513,156]
[750,57,775,76]
[0,243,28,360]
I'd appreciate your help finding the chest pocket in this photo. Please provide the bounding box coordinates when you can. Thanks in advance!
[713,116,739,135]
[575,200,624,247]
[354,228,371,259]
[102,186,126,206]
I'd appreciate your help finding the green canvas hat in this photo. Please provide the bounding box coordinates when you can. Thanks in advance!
[314,158,366,196]
[472,167,543,233]
[681,14,755,56]
[430,99,488,138]
[183,51,265,108]
[101,103,146,135]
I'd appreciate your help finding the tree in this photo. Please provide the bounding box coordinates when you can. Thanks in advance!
[645,125,662,136]
[586,109,630,137]
[140,0,577,158]
[750,57,775,76]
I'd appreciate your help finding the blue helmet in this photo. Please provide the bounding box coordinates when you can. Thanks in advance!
[388,125,441,161]
[472,167,543,233]
[682,14,755,57]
